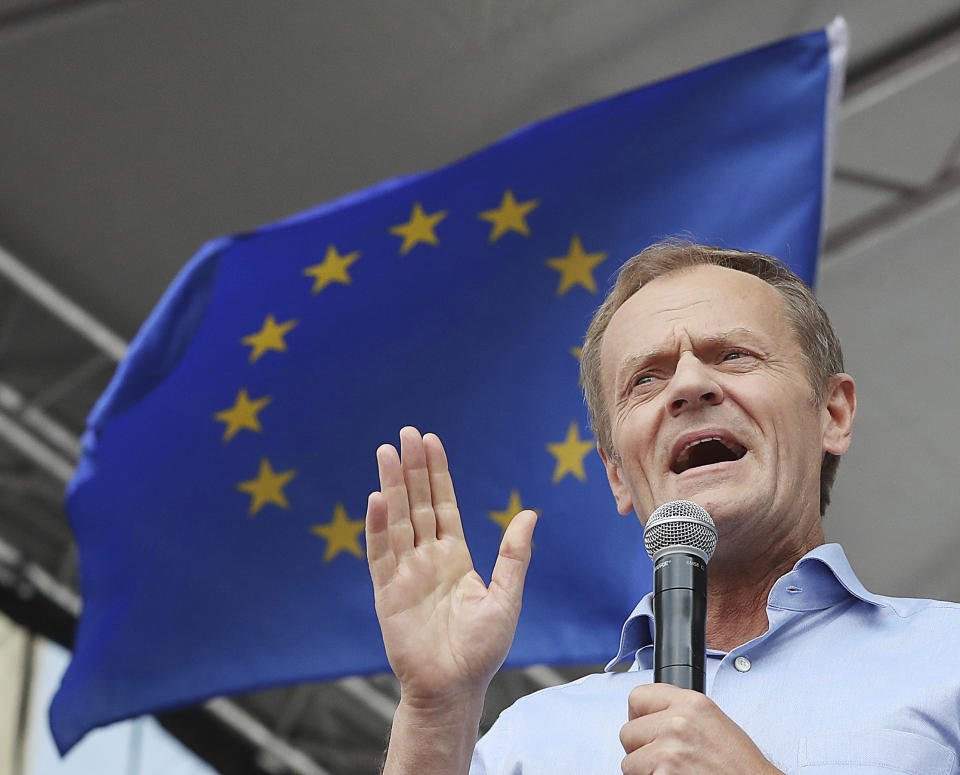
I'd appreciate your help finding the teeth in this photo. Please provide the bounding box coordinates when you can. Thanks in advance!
[676,437,721,465]
[672,436,747,474]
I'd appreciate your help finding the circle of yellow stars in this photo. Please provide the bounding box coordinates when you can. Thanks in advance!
[211,186,609,561]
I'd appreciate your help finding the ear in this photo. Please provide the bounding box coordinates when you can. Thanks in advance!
[597,442,635,515]
[821,373,856,455]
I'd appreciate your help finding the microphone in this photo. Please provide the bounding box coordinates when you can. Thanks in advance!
[643,500,718,693]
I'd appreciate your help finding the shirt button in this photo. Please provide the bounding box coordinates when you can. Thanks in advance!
[734,656,752,673]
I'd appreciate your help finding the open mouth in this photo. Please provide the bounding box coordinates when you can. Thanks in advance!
[671,437,748,475]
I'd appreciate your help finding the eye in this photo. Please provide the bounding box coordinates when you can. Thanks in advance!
[722,349,750,361]
[628,370,663,393]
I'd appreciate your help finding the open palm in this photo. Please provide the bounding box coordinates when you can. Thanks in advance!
[365,428,537,702]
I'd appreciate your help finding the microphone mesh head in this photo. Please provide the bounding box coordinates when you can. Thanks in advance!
[644,500,718,562]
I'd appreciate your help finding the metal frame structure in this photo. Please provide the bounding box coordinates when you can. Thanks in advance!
[0,11,958,773]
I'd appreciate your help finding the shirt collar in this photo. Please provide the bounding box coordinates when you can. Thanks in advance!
[605,594,654,671]
[771,542,888,611]
[605,542,886,671]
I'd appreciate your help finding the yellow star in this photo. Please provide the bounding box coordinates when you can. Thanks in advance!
[545,236,607,295]
[489,489,531,533]
[478,190,539,243]
[302,244,361,294]
[569,346,582,360]
[546,421,595,483]
[311,502,365,562]
[241,315,298,363]
[214,388,271,442]
[390,202,448,255]
[237,458,297,516]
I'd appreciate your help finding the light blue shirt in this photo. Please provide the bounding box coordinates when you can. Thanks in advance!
[471,544,960,774]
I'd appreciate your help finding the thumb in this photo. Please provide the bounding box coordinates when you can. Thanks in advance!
[489,510,538,606]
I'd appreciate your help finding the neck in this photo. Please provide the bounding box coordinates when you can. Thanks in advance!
[704,521,825,652]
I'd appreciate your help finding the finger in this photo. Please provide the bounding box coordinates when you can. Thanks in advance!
[626,682,681,721]
[423,432,464,541]
[619,709,669,754]
[620,748,655,775]
[399,426,438,545]
[365,491,396,589]
[489,510,538,607]
[376,442,414,557]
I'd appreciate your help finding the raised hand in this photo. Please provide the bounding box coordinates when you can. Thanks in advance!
[366,427,538,705]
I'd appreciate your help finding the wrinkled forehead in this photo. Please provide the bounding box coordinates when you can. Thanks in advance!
[599,265,794,383]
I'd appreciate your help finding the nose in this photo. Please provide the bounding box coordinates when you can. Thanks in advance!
[666,353,723,416]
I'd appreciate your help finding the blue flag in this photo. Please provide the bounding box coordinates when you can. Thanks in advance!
[51,20,847,752]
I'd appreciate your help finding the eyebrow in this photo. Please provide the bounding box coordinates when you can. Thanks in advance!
[614,327,765,394]
[699,327,765,349]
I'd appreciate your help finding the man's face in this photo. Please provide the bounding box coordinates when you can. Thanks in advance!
[599,265,836,544]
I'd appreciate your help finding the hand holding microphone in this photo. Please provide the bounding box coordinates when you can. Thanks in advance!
[619,501,783,775]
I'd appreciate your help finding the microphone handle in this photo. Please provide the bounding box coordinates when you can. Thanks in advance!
[653,550,707,693]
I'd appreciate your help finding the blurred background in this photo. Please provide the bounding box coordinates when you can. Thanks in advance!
[1,1,959,773]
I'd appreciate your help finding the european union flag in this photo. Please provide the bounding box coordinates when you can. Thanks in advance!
[51,20,847,752]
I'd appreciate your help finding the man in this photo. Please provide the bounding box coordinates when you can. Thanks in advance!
[364,242,960,774]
